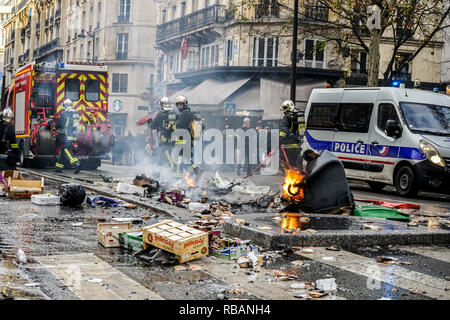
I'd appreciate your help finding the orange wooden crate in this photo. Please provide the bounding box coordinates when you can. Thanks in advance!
[7,177,44,198]
[142,220,209,263]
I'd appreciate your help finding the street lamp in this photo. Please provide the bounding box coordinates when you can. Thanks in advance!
[78,29,96,63]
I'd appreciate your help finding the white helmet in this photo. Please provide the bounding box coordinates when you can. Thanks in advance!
[160,97,172,111]
[1,108,13,123]
[63,99,73,110]
[175,95,188,107]
[281,100,295,114]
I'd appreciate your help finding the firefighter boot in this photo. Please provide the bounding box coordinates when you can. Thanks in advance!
[73,162,81,174]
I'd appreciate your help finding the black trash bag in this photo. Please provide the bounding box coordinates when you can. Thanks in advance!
[300,150,354,213]
[59,184,86,206]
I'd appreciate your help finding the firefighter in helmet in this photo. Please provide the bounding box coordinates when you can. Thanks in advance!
[54,99,81,174]
[0,108,19,168]
[172,95,199,179]
[279,100,302,169]
[150,97,178,171]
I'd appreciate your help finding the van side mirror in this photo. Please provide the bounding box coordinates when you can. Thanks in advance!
[385,120,402,139]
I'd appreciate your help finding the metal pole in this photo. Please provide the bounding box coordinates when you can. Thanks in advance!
[92,30,96,63]
[290,0,298,102]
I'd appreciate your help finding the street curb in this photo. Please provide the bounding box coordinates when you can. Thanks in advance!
[20,168,188,218]
[223,215,450,249]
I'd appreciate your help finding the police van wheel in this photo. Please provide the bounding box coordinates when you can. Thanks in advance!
[19,142,30,168]
[367,181,386,192]
[395,166,419,197]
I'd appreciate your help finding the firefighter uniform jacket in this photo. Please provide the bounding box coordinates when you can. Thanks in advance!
[0,118,19,155]
[174,107,194,146]
[279,113,300,149]
[56,110,79,146]
[151,110,178,144]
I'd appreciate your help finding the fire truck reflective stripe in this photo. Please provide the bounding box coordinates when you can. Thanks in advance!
[98,75,106,83]
[57,92,65,104]
[97,113,106,122]
[69,73,79,79]
[57,82,65,93]
[89,74,97,80]
[56,163,64,169]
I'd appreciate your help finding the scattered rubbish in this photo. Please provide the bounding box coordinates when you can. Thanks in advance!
[174,265,187,271]
[291,260,304,266]
[410,289,427,295]
[354,205,411,221]
[87,278,103,283]
[135,247,177,263]
[87,196,136,208]
[376,256,399,265]
[258,226,272,230]
[303,229,317,233]
[119,231,143,252]
[237,256,250,268]
[293,292,309,299]
[407,221,419,227]
[230,289,243,295]
[160,190,184,205]
[132,174,160,197]
[401,261,414,265]
[363,224,383,230]
[142,220,209,263]
[290,283,306,290]
[117,183,145,197]
[326,246,341,251]
[355,198,420,210]
[235,218,249,226]
[189,265,202,271]
[315,278,337,292]
[16,249,27,264]
[112,218,142,224]
[217,293,225,300]
[207,171,233,189]
[440,220,450,230]
[246,251,260,267]
[322,256,334,261]
[188,202,211,212]
[31,194,61,206]
[97,222,133,248]
[391,288,399,293]
[71,222,83,227]
[24,283,41,287]
[59,184,86,206]
[301,248,314,254]
[232,185,271,195]
[308,291,327,298]
[210,238,259,260]
[7,177,44,199]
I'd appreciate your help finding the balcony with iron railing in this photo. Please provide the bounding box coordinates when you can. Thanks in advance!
[117,15,130,23]
[55,8,61,18]
[116,51,128,60]
[18,0,28,12]
[33,38,61,58]
[156,5,231,42]
[255,3,280,19]
[303,5,329,22]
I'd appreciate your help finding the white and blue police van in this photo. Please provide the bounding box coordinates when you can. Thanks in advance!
[302,87,450,197]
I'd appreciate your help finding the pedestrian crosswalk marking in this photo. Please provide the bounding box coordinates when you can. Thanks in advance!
[35,253,164,300]
[296,248,450,300]
[402,246,450,264]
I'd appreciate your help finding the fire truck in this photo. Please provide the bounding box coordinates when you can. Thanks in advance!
[1,62,113,170]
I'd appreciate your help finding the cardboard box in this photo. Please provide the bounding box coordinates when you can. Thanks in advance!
[210,244,259,260]
[97,222,132,248]
[7,177,44,198]
[119,230,143,252]
[31,194,61,206]
[142,219,209,263]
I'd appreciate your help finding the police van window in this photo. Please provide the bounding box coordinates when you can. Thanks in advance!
[86,80,100,101]
[65,79,80,101]
[378,104,400,132]
[307,103,338,129]
[338,103,373,133]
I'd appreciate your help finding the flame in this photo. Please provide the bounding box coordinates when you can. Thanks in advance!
[185,172,195,188]
[280,213,310,232]
[283,170,305,201]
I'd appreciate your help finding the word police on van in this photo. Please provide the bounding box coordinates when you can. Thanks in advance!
[302,87,450,197]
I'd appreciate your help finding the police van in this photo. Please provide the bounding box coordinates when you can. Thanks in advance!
[302,87,450,196]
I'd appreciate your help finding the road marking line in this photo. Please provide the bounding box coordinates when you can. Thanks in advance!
[35,253,163,300]
[297,248,450,299]
[402,246,450,264]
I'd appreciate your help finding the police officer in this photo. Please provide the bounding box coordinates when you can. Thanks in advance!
[151,97,178,171]
[55,99,81,174]
[279,100,302,169]
[172,95,199,179]
[0,108,19,168]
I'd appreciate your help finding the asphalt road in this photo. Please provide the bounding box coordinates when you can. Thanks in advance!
[0,163,449,301]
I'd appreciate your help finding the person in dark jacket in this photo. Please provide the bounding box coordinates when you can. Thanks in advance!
[237,117,252,176]
[279,100,301,170]
[54,99,81,174]
[0,108,19,168]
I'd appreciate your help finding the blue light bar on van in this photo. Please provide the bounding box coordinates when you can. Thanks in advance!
[391,81,401,87]
[58,62,65,69]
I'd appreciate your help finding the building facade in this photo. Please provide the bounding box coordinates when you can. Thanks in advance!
[154,0,446,126]
[441,0,450,88]
[0,0,13,89]
[2,0,158,136]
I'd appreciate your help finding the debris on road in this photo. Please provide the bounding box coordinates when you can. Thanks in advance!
[307,291,327,298]
[174,265,187,271]
[59,184,86,206]
[31,193,61,206]
[188,202,210,212]
[376,256,400,265]
[237,256,250,268]
[290,282,306,289]
[97,222,133,248]
[326,246,341,251]
[16,249,27,264]
[87,196,136,208]
[117,182,145,197]
[119,231,144,252]
[7,177,44,199]
[315,278,337,292]
[363,224,383,230]
[189,265,202,271]
[210,238,259,260]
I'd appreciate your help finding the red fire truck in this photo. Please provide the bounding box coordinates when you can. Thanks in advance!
[1,62,113,170]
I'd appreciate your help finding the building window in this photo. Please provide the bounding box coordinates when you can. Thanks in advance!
[112,73,128,93]
[86,80,100,101]
[304,39,325,68]
[200,43,219,69]
[192,0,198,12]
[116,33,128,60]
[181,2,186,16]
[119,0,131,22]
[225,39,233,66]
[162,9,166,23]
[172,5,177,19]
[252,36,278,67]
[187,50,195,71]
[65,79,80,101]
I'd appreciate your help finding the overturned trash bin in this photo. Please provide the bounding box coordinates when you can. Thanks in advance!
[300,150,354,213]
[59,184,86,206]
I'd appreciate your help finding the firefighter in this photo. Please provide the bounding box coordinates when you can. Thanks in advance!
[172,95,199,179]
[279,100,302,170]
[0,108,19,168]
[151,97,178,171]
[54,99,81,174]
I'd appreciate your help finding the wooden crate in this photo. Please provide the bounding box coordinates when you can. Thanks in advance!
[97,222,132,248]
[7,177,44,198]
[1,170,23,192]
[142,220,209,263]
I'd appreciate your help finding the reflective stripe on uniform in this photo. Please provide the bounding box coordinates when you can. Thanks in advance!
[165,150,174,169]
[56,162,64,169]
[281,144,300,149]
[10,143,18,149]
[67,137,78,141]
[280,132,287,137]
[64,149,79,165]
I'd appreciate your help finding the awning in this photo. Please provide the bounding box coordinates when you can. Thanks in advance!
[261,78,327,120]
[169,77,251,107]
